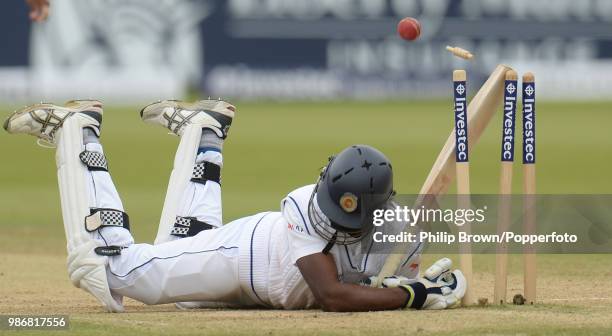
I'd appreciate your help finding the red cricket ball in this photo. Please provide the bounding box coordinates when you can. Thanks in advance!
[397,17,421,41]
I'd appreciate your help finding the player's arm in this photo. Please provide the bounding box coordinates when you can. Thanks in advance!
[297,253,417,312]
[26,0,50,22]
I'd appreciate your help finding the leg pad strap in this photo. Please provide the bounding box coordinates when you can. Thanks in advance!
[85,208,130,232]
[80,151,109,171]
[170,216,214,238]
[191,162,220,184]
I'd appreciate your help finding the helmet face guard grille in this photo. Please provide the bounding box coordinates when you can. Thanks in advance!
[308,178,371,246]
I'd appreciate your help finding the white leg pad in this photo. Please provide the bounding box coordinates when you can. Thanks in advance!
[155,125,202,244]
[56,117,124,312]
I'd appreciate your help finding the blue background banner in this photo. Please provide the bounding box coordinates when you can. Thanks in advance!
[1,0,612,101]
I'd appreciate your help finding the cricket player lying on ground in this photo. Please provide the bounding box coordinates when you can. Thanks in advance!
[3,100,466,312]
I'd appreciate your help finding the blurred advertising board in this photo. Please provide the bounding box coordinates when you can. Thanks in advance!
[1,0,611,102]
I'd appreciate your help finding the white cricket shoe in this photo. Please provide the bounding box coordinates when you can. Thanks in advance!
[140,99,235,137]
[3,100,103,143]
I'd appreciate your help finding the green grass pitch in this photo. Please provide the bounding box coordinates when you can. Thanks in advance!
[1,100,611,335]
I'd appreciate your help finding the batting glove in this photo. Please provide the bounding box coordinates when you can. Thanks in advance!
[381,258,467,310]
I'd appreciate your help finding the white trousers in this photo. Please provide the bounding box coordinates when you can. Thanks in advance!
[80,143,255,306]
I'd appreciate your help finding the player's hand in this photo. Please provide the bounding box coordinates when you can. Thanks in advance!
[400,257,466,310]
[26,0,50,22]
[381,258,467,310]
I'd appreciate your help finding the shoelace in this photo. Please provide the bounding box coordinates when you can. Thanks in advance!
[36,138,57,149]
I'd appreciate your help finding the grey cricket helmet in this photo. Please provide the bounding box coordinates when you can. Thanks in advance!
[309,145,394,245]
